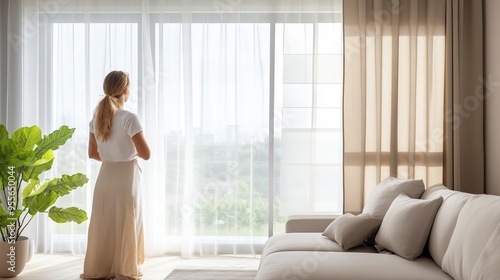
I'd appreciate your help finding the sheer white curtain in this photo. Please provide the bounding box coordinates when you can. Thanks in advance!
[0,0,342,257]
[276,20,344,216]
[149,17,271,256]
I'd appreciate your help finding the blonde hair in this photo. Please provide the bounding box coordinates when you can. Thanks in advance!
[94,71,130,142]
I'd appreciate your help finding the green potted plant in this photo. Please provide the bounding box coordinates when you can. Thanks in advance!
[0,124,88,277]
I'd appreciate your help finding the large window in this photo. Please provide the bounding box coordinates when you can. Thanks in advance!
[46,4,342,255]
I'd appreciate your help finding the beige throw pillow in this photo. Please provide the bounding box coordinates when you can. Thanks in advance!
[363,177,425,219]
[375,194,443,260]
[323,213,382,250]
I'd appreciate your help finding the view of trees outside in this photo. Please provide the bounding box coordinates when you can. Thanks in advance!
[163,140,283,236]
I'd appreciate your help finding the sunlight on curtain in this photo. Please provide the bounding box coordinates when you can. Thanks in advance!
[1,0,342,257]
[343,0,447,213]
[150,21,271,256]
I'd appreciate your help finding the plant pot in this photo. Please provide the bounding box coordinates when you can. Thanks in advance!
[0,236,30,277]
[27,238,35,263]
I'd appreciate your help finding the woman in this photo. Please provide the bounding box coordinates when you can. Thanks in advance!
[81,71,150,280]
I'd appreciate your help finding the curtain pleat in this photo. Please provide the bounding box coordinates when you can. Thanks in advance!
[444,0,484,193]
[1,0,23,130]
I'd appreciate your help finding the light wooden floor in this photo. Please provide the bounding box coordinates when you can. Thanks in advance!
[4,253,261,280]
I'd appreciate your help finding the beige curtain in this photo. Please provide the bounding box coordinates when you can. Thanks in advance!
[343,0,483,214]
[444,0,484,194]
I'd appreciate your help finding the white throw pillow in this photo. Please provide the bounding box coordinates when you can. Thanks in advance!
[363,177,425,219]
[322,213,382,250]
[375,194,443,260]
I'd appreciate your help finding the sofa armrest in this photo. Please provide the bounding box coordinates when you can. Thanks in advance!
[285,215,342,233]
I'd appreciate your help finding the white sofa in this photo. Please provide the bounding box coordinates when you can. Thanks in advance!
[255,184,500,280]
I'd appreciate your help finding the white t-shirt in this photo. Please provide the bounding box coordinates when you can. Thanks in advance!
[89,109,143,162]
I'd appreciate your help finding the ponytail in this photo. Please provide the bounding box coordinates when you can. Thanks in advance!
[93,71,130,142]
[94,96,118,141]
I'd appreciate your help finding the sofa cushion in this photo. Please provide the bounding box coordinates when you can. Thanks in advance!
[322,213,382,250]
[470,223,500,280]
[421,184,472,267]
[255,251,453,280]
[260,233,376,262]
[442,195,500,280]
[362,177,425,219]
[375,194,443,260]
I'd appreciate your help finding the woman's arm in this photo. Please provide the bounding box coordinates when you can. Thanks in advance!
[132,132,151,160]
[88,132,102,161]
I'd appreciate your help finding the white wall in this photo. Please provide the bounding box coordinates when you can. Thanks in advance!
[485,0,500,195]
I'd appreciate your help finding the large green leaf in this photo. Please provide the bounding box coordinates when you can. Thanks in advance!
[34,126,75,160]
[2,147,33,190]
[22,178,56,207]
[25,190,58,215]
[12,126,42,150]
[22,149,54,181]
[25,149,54,168]
[6,147,35,168]
[0,141,13,189]
[45,173,88,196]
[0,214,11,229]
[0,139,14,164]
[22,179,48,201]
[0,169,6,191]
[0,125,8,142]
[0,201,6,216]
[48,206,88,224]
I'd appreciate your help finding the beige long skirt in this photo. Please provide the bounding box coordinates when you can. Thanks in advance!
[81,160,144,280]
